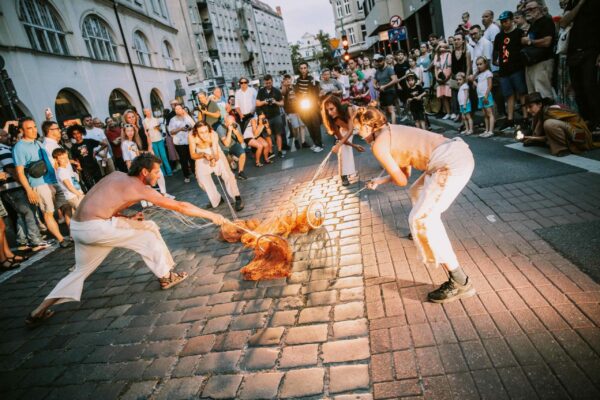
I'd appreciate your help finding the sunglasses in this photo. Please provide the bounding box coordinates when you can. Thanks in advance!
[240,81,248,84]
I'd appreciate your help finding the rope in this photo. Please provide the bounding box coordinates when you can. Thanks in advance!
[215,172,239,220]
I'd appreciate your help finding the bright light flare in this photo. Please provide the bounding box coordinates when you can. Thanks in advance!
[515,130,524,140]
[300,98,311,110]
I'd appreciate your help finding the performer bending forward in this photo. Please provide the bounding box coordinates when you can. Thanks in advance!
[26,153,225,326]
[321,95,365,186]
[355,107,476,303]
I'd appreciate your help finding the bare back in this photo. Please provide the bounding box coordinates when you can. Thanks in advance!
[74,172,151,221]
[374,125,446,171]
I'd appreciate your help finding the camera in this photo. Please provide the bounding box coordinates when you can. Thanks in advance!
[232,123,238,129]
[266,98,274,105]
[184,124,190,130]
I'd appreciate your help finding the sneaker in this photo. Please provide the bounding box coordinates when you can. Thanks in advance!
[442,114,451,120]
[237,171,248,180]
[312,146,324,153]
[184,178,191,183]
[267,154,276,161]
[31,241,52,252]
[204,198,223,209]
[59,240,73,249]
[279,152,285,159]
[428,277,476,303]
[459,130,468,135]
[234,196,244,211]
[479,131,494,138]
[163,193,176,199]
[294,139,301,150]
[450,114,457,120]
[310,145,316,151]
[465,130,473,136]
[341,175,350,186]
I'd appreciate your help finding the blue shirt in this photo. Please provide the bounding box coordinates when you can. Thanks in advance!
[12,139,57,187]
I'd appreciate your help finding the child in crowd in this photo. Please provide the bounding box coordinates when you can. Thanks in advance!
[52,148,84,221]
[121,124,141,170]
[474,57,495,137]
[405,73,427,130]
[456,72,473,135]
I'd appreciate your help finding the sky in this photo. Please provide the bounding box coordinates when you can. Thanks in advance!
[261,0,335,44]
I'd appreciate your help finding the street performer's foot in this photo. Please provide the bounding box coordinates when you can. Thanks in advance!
[428,277,476,303]
[159,271,188,290]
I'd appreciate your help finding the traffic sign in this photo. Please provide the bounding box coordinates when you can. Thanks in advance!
[390,15,402,28]
[330,38,340,49]
[388,26,407,42]
[332,48,342,58]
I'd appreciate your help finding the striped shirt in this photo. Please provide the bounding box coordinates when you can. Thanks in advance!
[0,143,21,191]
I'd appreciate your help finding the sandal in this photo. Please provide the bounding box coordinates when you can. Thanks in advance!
[25,309,54,329]
[8,255,28,263]
[264,159,273,164]
[1,259,21,270]
[256,163,264,168]
[159,271,188,290]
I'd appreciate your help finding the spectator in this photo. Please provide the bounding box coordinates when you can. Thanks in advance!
[434,42,453,119]
[521,0,556,99]
[456,72,474,134]
[428,34,440,53]
[52,148,84,215]
[514,10,530,35]
[469,25,493,79]
[197,91,222,132]
[373,53,398,123]
[211,87,229,132]
[143,108,172,177]
[565,0,600,132]
[234,77,257,132]
[475,57,495,137]
[522,92,596,156]
[82,114,115,175]
[282,74,310,150]
[319,69,344,100]
[394,50,411,120]
[256,74,286,157]
[220,115,247,180]
[294,61,323,152]
[405,73,427,130]
[460,12,472,32]
[13,118,72,248]
[494,11,529,131]
[68,125,104,189]
[120,124,143,170]
[482,10,501,44]
[189,121,244,211]
[362,57,378,101]
[451,33,471,121]
[123,109,149,151]
[92,117,105,129]
[417,43,433,92]
[347,58,364,81]
[0,127,48,252]
[104,117,125,171]
[332,66,350,102]
[243,113,271,167]
[167,104,195,183]
[408,57,424,86]
[0,196,24,269]
[349,71,370,106]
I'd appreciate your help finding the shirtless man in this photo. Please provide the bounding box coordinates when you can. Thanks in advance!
[354,107,476,303]
[26,153,225,327]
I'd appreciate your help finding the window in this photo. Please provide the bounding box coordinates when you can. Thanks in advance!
[343,0,351,15]
[19,0,68,55]
[55,89,89,125]
[360,24,366,42]
[150,0,168,18]
[108,89,133,116]
[133,31,152,66]
[335,1,343,18]
[82,15,118,61]
[357,1,363,11]
[348,27,356,45]
[161,40,175,69]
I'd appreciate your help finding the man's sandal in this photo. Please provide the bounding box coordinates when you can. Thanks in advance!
[1,259,21,270]
[159,271,188,290]
[25,309,54,329]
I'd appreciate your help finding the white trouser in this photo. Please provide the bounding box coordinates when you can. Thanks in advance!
[195,159,240,208]
[45,218,174,304]
[408,138,474,270]
[338,135,356,177]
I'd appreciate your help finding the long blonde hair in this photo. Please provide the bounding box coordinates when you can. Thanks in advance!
[121,123,143,149]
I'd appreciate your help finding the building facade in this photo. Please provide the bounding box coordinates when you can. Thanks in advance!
[363,0,405,54]
[296,32,324,74]
[330,0,369,56]
[0,0,190,126]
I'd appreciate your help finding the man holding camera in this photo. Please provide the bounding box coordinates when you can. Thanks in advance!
[167,104,195,183]
[235,77,257,133]
[256,74,286,158]
[197,91,222,132]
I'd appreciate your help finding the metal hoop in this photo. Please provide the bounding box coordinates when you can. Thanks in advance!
[306,200,326,229]
[256,233,288,254]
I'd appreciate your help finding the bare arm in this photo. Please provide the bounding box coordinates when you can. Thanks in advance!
[62,178,83,196]
[372,143,408,187]
[142,187,225,225]
[15,166,39,204]
[560,0,586,27]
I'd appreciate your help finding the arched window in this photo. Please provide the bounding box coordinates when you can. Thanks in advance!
[82,15,118,61]
[161,41,175,70]
[108,89,134,116]
[19,0,69,55]
[55,89,89,125]
[133,31,152,66]
[150,89,164,115]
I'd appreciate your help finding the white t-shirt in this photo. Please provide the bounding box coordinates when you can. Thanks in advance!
[143,117,163,143]
[458,83,470,106]
[121,140,140,162]
[476,70,493,97]
[85,127,112,160]
[56,166,81,200]
[234,87,257,115]
[470,37,494,74]
[167,115,195,145]
[43,138,74,174]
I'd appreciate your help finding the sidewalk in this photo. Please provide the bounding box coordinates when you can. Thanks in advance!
[0,129,599,399]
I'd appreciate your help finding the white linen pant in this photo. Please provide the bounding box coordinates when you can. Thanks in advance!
[338,135,356,177]
[195,159,240,208]
[45,218,174,304]
[408,138,474,269]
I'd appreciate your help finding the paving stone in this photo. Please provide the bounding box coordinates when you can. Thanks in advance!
[208,301,246,317]
[213,330,252,351]
[180,334,215,356]
[334,395,373,400]
[298,306,331,324]
[155,376,204,400]
[195,350,242,373]
[270,310,298,327]
[230,312,268,330]
[120,380,158,400]
[334,301,365,321]
[332,318,369,339]
[239,372,284,399]
[329,364,370,393]
[286,324,328,344]
[279,344,319,368]
[307,290,338,306]
[280,367,325,398]
[202,374,243,399]
[322,338,370,363]
[171,355,202,378]
[242,347,279,370]
[203,315,232,334]
[248,327,285,346]
[148,324,189,341]
[245,299,273,313]
[340,287,365,302]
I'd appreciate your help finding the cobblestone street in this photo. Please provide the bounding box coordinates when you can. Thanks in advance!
[1,129,600,399]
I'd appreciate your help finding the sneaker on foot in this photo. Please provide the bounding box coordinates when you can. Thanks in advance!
[341,175,350,186]
[237,171,248,180]
[312,146,323,153]
[450,114,458,120]
[428,277,476,303]
[442,114,451,120]
[59,240,73,249]
[479,131,494,138]
[267,154,276,160]
[184,178,190,183]
[234,196,244,211]
[163,193,176,199]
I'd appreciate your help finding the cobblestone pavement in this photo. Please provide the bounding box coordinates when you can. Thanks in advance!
[1,131,600,399]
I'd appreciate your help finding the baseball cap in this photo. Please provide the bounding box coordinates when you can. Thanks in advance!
[499,10,514,21]
[373,54,385,61]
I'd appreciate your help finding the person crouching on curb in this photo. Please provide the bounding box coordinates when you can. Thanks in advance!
[189,121,244,211]
[221,115,248,180]
[355,107,476,303]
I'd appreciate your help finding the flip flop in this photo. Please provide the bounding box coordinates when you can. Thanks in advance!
[159,271,188,290]
[25,309,55,329]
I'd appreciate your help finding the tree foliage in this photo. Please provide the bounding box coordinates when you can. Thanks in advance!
[315,30,336,70]
[290,43,303,74]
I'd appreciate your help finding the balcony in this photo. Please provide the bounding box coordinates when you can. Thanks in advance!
[202,21,213,34]
[208,49,219,59]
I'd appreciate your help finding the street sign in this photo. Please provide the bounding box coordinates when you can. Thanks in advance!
[390,15,402,28]
[332,48,342,58]
[388,26,407,42]
[330,38,340,49]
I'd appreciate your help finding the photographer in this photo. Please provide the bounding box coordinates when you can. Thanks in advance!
[197,91,222,132]
[256,75,286,158]
[167,104,195,183]
[242,112,272,167]
[220,115,247,180]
